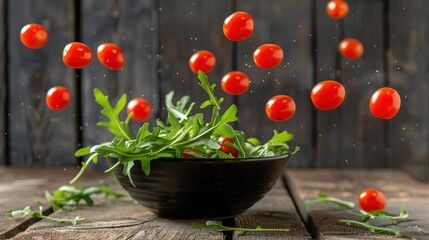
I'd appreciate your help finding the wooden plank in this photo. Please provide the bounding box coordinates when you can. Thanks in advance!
[158,0,233,121]
[234,181,311,239]
[0,167,107,239]
[7,0,76,166]
[286,169,429,239]
[0,0,5,165]
[316,0,385,168]
[81,0,159,169]
[388,0,429,181]
[341,0,385,168]
[236,0,313,168]
[5,168,223,239]
[313,0,343,168]
[11,200,224,240]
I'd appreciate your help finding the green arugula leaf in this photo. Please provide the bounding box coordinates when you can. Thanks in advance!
[165,91,195,122]
[192,220,289,233]
[74,147,90,157]
[94,88,133,141]
[339,219,401,237]
[349,204,409,222]
[268,130,294,144]
[197,71,223,110]
[46,182,129,211]
[304,192,356,209]
[5,204,85,225]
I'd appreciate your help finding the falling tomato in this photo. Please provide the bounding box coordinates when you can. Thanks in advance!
[311,80,346,110]
[127,98,152,122]
[338,38,364,59]
[253,44,284,69]
[63,42,93,69]
[326,0,349,19]
[97,43,125,70]
[189,50,216,73]
[20,23,48,49]
[221,71,250,95]
[266,95,296,121]
[46,86,71,111]
[369,87,401,119]
[223,11,254,41]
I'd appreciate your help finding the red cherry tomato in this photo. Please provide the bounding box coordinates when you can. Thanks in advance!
[63,42,93,69]
[46,86,71,111]
[338,38,364,59]
[183,149,202,158]
[253,44,284,69]
[127,98,152,122]
[221,71,250,95]
[311,80,346,110]
[265,95,296,121]
[326,0,349,19]
[223,11,254,41]
[217,136,238,158]
[20,23,48,49]
[97,43,125,70]
[358,188,386,212]
[369,87,401,119]
[189,50,216,73]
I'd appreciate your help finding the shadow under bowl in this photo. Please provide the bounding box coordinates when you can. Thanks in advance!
[108,154,290,219]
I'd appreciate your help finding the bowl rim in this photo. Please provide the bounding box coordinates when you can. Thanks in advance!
[152,154,290,164]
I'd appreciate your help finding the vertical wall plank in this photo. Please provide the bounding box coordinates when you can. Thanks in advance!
[236,0,313,167]
[314,0,342,167]
[341,0,385,167]
[316,0,385,167]
[389,0,429,181]
[8,0,76,166]
[158,0,233,121]
[0,0,6,165]
[82,0,159,159]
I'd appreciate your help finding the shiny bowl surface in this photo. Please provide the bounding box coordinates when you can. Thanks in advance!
[109,154,290,219]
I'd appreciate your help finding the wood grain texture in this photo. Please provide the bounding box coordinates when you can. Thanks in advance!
[234,181,311,240]
[341,0,385,168]
[7,0,76,166]
[11,200,224,240]
[0,167,107,239]
[0,0,5,165]
[81,0,159,162]
[8,171,224,240]
[315,0,385,168]
[388,0,429,181]
[158,0,233,121]
[286,169,429,239]
[236,0,313,168]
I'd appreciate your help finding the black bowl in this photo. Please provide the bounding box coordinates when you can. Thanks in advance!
[108,155,289,219]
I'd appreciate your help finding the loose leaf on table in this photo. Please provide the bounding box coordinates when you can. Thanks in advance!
[5,204,85,225]
[46,182,129,212]
[340,204,409,237]
[350,204,409,222]
[192,220,290,234]
[339,219,401,237]
[304,192,356,209]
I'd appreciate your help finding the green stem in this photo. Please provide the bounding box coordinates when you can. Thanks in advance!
[70,153,98,184]
[339,219,401,237]
[305,197,355,209]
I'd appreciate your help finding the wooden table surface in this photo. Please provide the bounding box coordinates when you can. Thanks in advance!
[0,167,428,240]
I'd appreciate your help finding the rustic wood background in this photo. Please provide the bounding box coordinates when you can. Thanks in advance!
[0,0,428,181]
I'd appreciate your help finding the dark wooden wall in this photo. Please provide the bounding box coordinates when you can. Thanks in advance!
[0,0,428,181]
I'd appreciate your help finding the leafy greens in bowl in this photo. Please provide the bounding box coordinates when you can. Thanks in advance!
[70,71,298,218]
